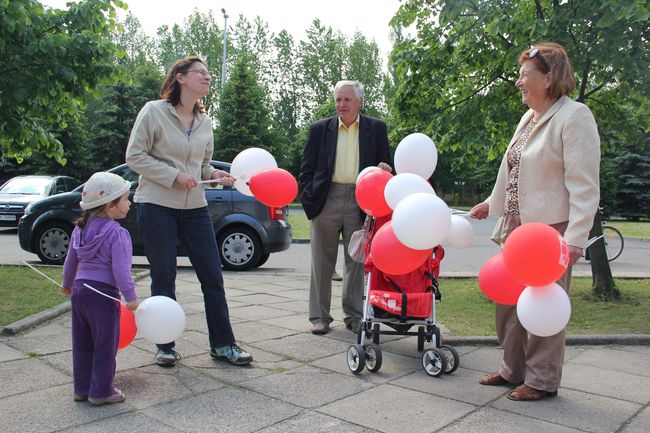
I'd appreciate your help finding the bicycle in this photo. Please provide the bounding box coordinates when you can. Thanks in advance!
[585,207,624,262]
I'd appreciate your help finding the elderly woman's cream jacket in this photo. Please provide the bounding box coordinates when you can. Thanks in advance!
[486,96,600,249]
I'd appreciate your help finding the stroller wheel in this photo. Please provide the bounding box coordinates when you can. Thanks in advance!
[439,345,460,374]
[422,348,447,377]
[364,343,383,373]
[347,344,366,374]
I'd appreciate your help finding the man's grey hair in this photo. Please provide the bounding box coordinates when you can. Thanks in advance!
[333,80,364,101]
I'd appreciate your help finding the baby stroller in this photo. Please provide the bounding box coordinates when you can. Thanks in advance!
[346,215,459,377]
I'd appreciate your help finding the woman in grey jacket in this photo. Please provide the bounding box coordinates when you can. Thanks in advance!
[126,56,252,367]
[470,43,600,401]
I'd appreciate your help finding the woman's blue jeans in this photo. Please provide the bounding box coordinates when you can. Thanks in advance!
[136,203,235,351]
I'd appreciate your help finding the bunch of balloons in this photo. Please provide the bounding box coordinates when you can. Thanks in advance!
[230,148,298,207]
[355,133,474,275]
[118,296,186,349]
[478,222,572,337]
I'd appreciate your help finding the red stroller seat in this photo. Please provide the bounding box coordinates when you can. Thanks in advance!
[365,215,444,319]
[345,214,458,378]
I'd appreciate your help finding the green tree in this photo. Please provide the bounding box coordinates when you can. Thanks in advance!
[0,0,126,163]
[156,10,224,115]
[389,0,649,299]
[615,136,650,221]
[298,19,347,112]
[214,56,275,163]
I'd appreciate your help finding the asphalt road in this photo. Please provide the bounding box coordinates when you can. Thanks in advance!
[3,217,647,277]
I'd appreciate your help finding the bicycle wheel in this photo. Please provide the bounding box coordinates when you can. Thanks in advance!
[602,225,624,262]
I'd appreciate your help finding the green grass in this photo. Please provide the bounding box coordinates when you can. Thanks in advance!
[3,265,648,336]
[436,277,650,336]
[606,221,650,239]
[288,212,310,239]
[0,265,68,327]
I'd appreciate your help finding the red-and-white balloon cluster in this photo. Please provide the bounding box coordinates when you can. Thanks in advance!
[230,148,298,207]
[478,222,572,337]
[355,133,474,276]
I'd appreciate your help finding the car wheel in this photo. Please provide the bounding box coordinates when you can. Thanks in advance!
[35,222,73,265]
[256,252,270,268]
[217,226,262,271]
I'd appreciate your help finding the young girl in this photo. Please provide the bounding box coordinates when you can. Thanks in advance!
[61,172,139,406]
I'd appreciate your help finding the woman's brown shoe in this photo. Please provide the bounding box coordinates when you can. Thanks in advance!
[479,372,509,386]
[507,384,558,401]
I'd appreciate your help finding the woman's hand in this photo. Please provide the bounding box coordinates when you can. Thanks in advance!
[175,172,197,189]
[378,162,392,173]
[126,299,139,311]
[60,286,71,296]
[568,246,583,266]
[211,170,235,187]
[469,202,489,220]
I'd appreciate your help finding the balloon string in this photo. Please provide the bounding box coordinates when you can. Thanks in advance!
[83,283,125,305]
[451,209,470,215]
[23,260,125,305]
[196,178,223,184]
[23,261,60,286]
[585,234,605,249]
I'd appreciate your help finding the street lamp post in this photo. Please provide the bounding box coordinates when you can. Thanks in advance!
[221,8,228,90]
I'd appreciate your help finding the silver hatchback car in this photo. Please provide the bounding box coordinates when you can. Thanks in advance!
[18,162,292,271]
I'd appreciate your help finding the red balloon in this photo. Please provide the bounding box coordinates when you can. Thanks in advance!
[355,169,393,217]
[478,253,526,305]
[249,168,298,207]
[502,222,569,287]
[119,304,137,350]
[369,221,433,275]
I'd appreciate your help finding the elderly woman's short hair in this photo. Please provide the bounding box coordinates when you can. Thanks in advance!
[519,43,576,99]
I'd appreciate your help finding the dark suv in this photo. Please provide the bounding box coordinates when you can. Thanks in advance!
[18,162,292,271]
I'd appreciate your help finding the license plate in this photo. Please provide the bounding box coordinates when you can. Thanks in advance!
[0,215,16,221]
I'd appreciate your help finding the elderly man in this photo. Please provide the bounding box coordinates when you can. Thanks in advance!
[299,80,391,335]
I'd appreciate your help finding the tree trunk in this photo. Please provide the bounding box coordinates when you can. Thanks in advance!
[588,212,621,300]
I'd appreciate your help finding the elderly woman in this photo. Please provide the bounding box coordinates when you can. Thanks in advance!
[126,56,252,368]
[469,43,600,401]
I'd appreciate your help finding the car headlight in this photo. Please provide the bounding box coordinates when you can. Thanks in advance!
[23,202,34,215]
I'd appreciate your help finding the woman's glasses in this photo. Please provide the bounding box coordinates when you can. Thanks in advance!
[528,47,549,71]
[186,69,211,77]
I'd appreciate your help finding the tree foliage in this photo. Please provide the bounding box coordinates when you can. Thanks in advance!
[389,0,649,299]
[213,56,275,163]
[0,0,127,163]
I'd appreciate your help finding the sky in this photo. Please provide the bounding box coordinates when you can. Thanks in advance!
[41,0,405,57]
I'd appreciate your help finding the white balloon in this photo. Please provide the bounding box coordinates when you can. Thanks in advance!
[384,172,435,210]
[445,215,474,249]
[234,179,253,196]
[394,133,438,179]
[516,284,571,337]
[392,192,451,250]
[230,148,277,182]
[356,166,381,185]
[135,296,186,344]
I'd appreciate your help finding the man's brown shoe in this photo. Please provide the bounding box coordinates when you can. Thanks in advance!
[507,384,558,401]
[479,372,509,386]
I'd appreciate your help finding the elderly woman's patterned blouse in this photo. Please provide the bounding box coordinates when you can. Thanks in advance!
[505,119,537,215]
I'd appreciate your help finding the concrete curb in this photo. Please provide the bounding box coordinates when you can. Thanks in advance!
[443,334,650,346]
[2,270,151,336]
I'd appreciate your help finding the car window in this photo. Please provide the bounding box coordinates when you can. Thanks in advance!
[121,168,140,186]
[0,177,52,195]
[53,179,67,194]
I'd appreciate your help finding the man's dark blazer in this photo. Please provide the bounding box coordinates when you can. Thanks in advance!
[299,114,391,220]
